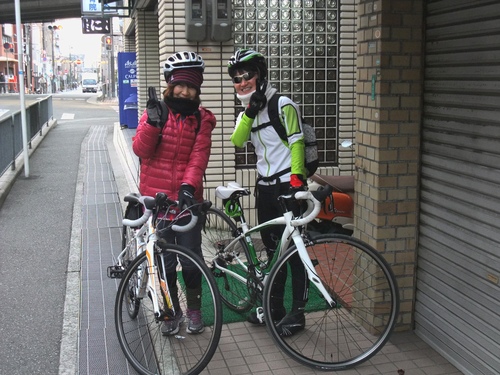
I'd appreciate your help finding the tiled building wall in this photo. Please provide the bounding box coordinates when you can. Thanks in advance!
[157,0,236,200]
[135,10,161,109]
[338,0,358,174]
[132,1,359,225]
[355,0,424,329]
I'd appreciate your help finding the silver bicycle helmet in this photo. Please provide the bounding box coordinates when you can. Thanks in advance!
[163,51,205,82]
[227,49,267,80]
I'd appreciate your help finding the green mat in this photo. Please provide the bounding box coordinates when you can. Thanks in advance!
[178,263,335,326]
[196,272,331,325]
[178,271,247,325]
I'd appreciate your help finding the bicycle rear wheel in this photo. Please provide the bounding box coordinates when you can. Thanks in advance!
[263,234,399,371]
[200,207,254,312]
[115,244,223,375]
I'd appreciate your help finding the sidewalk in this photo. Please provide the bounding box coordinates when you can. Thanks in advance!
[103,125,465,375]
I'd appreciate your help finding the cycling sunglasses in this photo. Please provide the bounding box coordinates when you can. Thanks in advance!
[232,71,256,84]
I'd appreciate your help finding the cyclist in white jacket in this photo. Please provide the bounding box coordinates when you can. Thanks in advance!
[229,49,308,336]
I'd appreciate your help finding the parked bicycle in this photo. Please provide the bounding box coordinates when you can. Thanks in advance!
[108,192,222,375]
[200,182,399,371]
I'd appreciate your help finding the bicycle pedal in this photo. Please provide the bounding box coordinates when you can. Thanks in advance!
[256,307,265,324]
[107,265,125,279]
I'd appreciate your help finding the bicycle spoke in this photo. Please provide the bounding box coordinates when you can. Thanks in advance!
[200,207,254,313]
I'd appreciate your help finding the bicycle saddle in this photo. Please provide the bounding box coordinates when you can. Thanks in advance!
[215,182,251,200]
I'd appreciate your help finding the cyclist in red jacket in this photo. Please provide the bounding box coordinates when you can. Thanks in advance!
[133,51,216,336]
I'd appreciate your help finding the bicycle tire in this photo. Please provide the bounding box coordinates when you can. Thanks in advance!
[115,243,223,375]
[200,207,254,312]
[121,225,138,267]
[122,225,141,318]
[122,199,142,263]
[263,234,399,371]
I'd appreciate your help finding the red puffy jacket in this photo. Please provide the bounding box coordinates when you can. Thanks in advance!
[133,106,216,202]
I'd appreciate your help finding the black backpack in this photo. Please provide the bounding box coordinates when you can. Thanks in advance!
[251,93,319,181]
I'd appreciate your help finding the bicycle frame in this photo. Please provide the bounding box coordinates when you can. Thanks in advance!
[109,193,200,321]
[118,213,175,320]
[114,222,148,270]
[211,195,337,308]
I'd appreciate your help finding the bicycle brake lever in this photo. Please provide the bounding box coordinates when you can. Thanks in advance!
[155,192,168,209]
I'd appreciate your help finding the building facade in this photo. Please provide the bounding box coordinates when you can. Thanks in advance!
[0,23,19,93]
[117,2,500,374]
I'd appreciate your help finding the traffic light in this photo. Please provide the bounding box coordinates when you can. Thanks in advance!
[105,36,112,51]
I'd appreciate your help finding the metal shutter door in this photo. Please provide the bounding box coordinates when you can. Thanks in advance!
[417,1,500,374]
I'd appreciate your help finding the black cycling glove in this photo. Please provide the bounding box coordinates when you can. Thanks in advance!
[178,184,196,210]
[146,87,163,128]
[245,82,267,119]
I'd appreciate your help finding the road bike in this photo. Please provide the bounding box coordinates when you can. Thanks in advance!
[200,181,399,371]
[108,192,222,375]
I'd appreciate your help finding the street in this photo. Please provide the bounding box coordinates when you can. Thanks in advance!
[0,92,119,375]
[0,90,106,120]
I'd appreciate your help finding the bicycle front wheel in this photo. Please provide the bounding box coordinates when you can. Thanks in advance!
[121,225,139,267]
[263,234,399,371]
[120,225,143,318]
[200,207,254,312]
[115,244,223,375]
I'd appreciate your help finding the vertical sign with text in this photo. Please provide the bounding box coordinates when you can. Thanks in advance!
[118,52,138,128]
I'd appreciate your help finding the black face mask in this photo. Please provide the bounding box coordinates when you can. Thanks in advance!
[165,96,200,116]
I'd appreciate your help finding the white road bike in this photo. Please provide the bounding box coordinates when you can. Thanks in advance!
[108,192,222,375]
[200,182,399,371]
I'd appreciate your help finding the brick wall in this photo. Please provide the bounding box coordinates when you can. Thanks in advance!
[355,0,424,329]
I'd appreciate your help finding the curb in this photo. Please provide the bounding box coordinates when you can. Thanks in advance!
[58,129,88,375]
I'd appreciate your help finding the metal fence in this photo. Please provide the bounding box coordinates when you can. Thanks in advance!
[0,96,53,175]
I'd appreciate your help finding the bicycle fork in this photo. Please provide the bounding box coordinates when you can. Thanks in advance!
[107,226,146,279]
[140,233,172,319]
[288,218,337,308]
[143,234,176,321]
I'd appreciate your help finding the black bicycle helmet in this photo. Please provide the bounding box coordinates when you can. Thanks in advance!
[227,49,268,80]
[163,51,205,82]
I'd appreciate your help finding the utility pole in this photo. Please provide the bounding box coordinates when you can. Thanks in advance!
[47,24,61,93]
[15,0,29,176]
[25,24,33,93]
[109,17,116,98]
